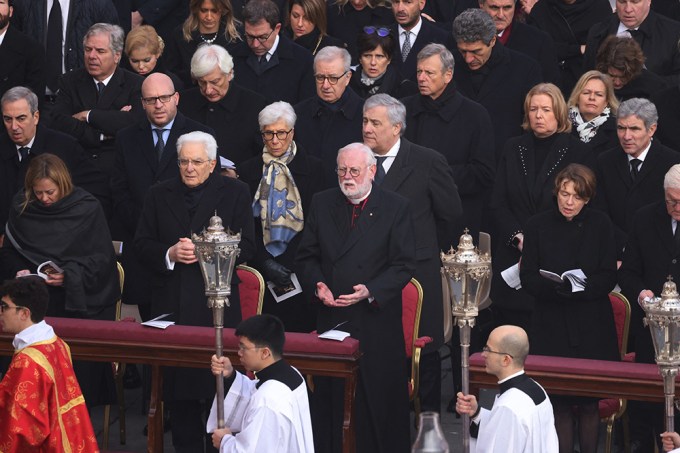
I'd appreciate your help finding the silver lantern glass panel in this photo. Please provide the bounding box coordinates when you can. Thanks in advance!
[440,229,491,453]
[192,214,241,429]
[641,277,680,432]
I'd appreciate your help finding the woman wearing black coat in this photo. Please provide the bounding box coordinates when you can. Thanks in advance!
[326,0,393,63]
[283,0,346,55]
[490,83,592,333]
[520,163,618,453]
[238,101,325,332]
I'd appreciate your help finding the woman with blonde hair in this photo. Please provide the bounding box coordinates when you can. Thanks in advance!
[567,70,619,156]
[165,0,242,86]
[489,83,593,334]
[125,25,184,89]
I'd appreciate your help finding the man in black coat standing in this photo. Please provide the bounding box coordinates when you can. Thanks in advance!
[388,0,455,82]
[0,0,44,101]
[296,142,415,453]
[50,23,144,177]
[619,164,680,452]
[402,43,495,238]
[111,73,213,319]
[478,0,560,86]
[135,131,255,453]
[452,8,542,162]
[229,0,315,104]
[362,93,462,413]
[295,46,364,188]
[583,0,680,85]
[595,97,680,258]
[0,86,109,234]
[179,44,267,166]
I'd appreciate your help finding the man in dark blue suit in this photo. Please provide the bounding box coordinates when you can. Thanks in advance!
[111,72,213,319]
[389,0,454,82]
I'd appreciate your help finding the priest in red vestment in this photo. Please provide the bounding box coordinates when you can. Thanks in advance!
[0,277,99,452]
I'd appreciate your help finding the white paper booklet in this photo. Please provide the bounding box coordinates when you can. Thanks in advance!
[267,273,303,303]
[539,268,587,292]
[318,321,351,341]
[141,313,175,329]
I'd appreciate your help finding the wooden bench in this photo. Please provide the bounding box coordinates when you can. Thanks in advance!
[0,317,361,453]
[469,352,675,401]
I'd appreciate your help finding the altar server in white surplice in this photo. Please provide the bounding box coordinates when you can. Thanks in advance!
[455,325,559,453]
[207,314,314,453]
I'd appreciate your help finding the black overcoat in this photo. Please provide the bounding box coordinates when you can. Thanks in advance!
[0,26,45,101]
[389,19,455,82]
[505,20,561,86]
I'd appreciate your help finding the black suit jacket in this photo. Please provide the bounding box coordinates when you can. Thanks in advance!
[584,11,680,85]
[0,125,109,230]
[381,138,462,350]
[453,43,542,161]
[294,89,364,188]
[0,26,45,100]
[389,19,455,82]
[402,88,495,237]
[134,0,188,44]
[50,67,144,172]
[595,140,680,255]
[505,21,561,86]
[651,85,680,152]
[178,84,267,165]
[230,35,315,105]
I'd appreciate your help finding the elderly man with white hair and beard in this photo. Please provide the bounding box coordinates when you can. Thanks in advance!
[135,130,255,453]
[296,142,416,453]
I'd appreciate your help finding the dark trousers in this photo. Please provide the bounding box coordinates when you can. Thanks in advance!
[168,399,218,453]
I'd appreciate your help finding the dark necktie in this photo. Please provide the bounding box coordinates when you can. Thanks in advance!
[18,146,29,163]
[97,82,105,99]
[155,129,167,161]
[46,0,63,92]
[402,31,412,62]
[259,54,268,65]
[630,158,642,181]
[674,221,680,253]
[374,156,387,185]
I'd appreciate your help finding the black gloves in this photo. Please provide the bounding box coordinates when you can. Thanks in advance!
[261,258,293,287]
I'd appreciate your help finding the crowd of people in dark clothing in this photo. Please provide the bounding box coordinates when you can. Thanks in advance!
[2,0,680,451]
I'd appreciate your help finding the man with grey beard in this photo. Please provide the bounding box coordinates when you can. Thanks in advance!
[296,142,416,453]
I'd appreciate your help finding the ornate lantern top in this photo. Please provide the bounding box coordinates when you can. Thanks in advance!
[441,229,491,267]
[642,276,680,315]
[193,215,241,244]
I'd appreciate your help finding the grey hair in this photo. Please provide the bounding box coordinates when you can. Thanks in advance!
[665,164,680,190]
[83,23,125,54]
[176,131,218,160]
[618,97,658,130]
[417,43,454,73]
[191,44,234,79]
[363,94,407,136]
[338,142,377,167]
[259,101,297,129]
[314,46,351,73]
[1,86,39,114]
[453,8,497,46]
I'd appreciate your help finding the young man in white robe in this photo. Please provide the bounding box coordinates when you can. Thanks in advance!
[456,325,559,453]
[207,314,314,452]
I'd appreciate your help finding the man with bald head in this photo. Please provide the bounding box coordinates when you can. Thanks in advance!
[111,72,213,318]
[456,325,558,453]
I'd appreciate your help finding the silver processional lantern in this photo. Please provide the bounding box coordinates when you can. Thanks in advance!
[193,214,241,429]
[440,229,491,453]
[641,276,680,433]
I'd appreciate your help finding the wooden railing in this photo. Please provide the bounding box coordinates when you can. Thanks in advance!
[0,317,362,453]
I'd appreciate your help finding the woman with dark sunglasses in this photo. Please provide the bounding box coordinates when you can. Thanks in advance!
[283,0,345,55]
[326,0,393,63]
[349,26,417,98]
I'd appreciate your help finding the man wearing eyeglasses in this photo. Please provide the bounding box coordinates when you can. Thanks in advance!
[229,0,315,105]
[111,72,212,320]
[50,23,144,177]
[135,131,255,453]
[179,44,267,167]
[456,325,559,453]
[0,277,99,451]
[294,46,364,188]
[297,142,416,453]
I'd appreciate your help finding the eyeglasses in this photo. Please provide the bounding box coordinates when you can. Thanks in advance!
[177,159,211,167]
[261,129,292,141]
[666,199,680,208]
[363,26,390,37]
[245,29,275,43]
[336,166,364,178]
[0,302,26,313]
[238,344,263,352]
[314,71,349,85]
[141,93,176,105]
[482,345,514,359]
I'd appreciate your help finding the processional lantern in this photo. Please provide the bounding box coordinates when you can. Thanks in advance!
[193,214,241,429]
[641,276,680,433]
[440,229,491,453]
